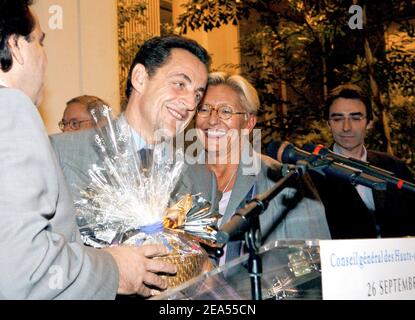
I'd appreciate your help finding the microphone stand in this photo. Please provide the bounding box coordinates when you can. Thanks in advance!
[245,206,263,300]
[217,162,307,300]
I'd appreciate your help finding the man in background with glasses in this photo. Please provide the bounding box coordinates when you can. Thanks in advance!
[313,84,415,239]
[58,95,107,132]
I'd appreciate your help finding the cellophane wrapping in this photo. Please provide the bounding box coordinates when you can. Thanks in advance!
[73,105,217,289]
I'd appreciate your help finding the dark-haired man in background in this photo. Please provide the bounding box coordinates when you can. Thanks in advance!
[51,36,219,294]
[50,35,218,210]
[315,84,415,239]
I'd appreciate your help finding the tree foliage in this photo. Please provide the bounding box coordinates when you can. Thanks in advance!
[118,0,148,105]
[178,0,415,172]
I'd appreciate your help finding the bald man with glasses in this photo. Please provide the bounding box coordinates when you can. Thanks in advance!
[58,95,107,132]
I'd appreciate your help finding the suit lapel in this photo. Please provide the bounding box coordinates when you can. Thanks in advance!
[366,151,386,212]
[220,162,259,227]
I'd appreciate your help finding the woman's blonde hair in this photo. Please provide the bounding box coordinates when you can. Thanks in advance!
[207,71,260,115]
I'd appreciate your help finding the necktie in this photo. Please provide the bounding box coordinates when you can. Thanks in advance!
[138,148,153,169]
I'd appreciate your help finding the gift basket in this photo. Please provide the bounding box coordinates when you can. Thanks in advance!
[73,105,219,289]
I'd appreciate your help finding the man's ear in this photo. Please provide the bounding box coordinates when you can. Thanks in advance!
[130,63,147,94]
[7,35,24,66]
[366,120,373,130]
[245,115,257,133]
[326,120,333,132]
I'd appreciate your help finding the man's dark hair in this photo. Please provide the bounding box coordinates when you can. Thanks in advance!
[124,35,211,101]
[0,0,34,72]
[324,84,373,121]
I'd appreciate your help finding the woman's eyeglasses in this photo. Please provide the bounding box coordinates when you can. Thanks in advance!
[328,114,366,124]
[197,103,248,120]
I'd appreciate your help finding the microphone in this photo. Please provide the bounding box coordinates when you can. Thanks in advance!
[216,200,264,245]
[303,144,415,193]
[216,167,302,245]
[275,141,387,190]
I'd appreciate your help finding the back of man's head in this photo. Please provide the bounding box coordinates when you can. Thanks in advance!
[0,0,34,72]
[124,35,211,101]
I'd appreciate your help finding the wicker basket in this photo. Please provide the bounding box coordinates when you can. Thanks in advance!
[153,249,208,288]
[123,228,209,292]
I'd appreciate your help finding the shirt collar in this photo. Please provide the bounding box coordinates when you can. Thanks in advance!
[119,113,151,151]
[131,127,150,151]
[333,143,367,161]
[361,145,368,161]
[0,78,9,87]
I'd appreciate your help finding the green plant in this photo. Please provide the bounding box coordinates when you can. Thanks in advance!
[178,0,415,173]
[118,0,148,105]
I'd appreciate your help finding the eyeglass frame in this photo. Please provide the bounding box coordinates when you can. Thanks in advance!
[196,103,249,120]
[328,112,367,124]
[58,118,93,131]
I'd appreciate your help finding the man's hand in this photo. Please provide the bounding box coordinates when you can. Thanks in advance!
[105,244,176,297]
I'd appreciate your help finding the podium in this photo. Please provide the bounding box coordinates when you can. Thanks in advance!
[152,240,322,300]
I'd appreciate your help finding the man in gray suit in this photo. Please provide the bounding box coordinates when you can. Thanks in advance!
[50,36,217,217]
[0,0,175,299]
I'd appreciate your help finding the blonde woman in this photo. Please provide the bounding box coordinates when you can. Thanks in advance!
[195,72,331,264]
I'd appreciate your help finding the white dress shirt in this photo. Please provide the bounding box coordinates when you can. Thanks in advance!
[333,144,375,211]
[0,78,9,87]
[218,190,233,266]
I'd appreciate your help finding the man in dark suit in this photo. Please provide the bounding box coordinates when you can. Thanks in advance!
[314,84,415,239]
[0,0,176,299]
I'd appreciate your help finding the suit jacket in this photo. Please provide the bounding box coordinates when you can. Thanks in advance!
[220,152,331,245]
[0,88,118,299]
[310,149,415,239]
[50,118,219,220]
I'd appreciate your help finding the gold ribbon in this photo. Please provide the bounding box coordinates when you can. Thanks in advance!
[163,194,193,229]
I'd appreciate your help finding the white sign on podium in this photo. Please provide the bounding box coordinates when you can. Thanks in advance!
[320,238,415,300]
